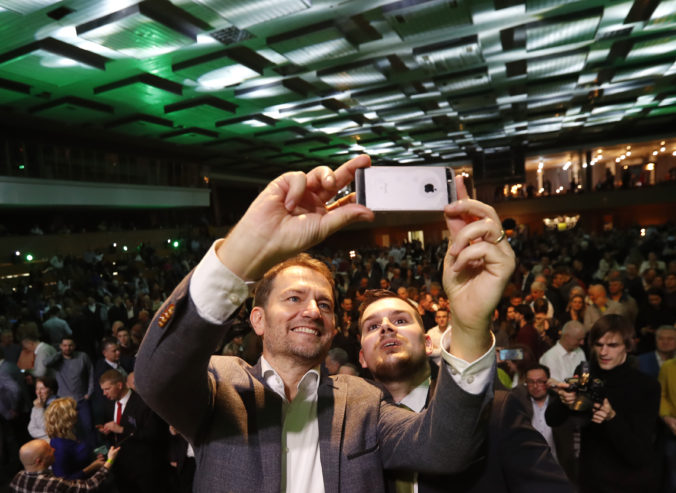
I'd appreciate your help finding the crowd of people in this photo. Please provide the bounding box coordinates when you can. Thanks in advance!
[0,162,675,491]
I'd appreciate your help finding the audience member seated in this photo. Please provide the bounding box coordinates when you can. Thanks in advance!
[324,347,349,375]
[539,321,587,383]
[606,270,638,324]
[637,325,676,379]
[115,327,138,360]
[27,377,57,442]
[528,280,555,319]
[583,284,624,331]
[44,397,102,479]
[559,293,586,326]
[514,305,549,360]
[532,298,558,348]
[664,272,676,313]
[636,288,676,353]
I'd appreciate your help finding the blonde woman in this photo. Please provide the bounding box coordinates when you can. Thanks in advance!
[44,397,104,479]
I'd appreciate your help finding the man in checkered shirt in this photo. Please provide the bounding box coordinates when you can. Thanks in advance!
[9,439,119,492]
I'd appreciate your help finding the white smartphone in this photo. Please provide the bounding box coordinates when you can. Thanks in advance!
[355,166,457,211]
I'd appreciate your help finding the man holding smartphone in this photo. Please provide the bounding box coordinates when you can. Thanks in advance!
[358,291,571,492]
[135,155,516,492]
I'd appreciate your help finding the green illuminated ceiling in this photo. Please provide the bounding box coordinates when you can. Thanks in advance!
[0,0,675,179]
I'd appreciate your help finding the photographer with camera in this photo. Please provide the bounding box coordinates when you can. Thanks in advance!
[545,314,661,492]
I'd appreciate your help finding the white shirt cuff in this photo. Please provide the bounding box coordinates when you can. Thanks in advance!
[440,327,495,395]
[189,240,249,324]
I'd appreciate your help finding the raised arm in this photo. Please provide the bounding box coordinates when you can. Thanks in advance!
[135,156,374,439]
[215,154,374,281]
[442,178,516,361]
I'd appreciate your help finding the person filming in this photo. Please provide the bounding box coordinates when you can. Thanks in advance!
[546,314,660,492]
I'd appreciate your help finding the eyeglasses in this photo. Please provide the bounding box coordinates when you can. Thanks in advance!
[525,379,547,386]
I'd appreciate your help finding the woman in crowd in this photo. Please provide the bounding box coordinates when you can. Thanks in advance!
[560,293,586,325]
[27,376,58,441]
[44,397,105,479]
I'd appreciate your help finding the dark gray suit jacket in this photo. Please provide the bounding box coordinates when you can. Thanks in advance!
[136,273,492,493]
[388,388,572,493]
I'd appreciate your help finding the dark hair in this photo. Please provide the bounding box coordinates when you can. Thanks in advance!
[358,289,423,329]
[589,314,634,350]
[514,304,534,322]
[35,375,59,395]
[100,336,118,351]
[646,287,663,298]
[524,363,551,379]
[253,253,335,308]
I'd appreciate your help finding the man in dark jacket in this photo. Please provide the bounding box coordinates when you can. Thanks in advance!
[547,314,661,493]
[358,289,572,493]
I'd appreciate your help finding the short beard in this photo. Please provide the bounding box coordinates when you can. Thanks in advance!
[370,352,428,384]
[288,343,328,364]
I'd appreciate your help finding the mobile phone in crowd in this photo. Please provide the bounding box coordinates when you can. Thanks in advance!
[499,348,524,361]
[355,166,457,211]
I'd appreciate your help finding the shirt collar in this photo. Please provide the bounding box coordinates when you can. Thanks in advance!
[260,356,320,402]
[118,389,132,406]
[530,394,549,408]
[398,377,431,413]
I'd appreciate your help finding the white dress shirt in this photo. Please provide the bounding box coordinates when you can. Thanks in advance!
[530,395,558,462]
[189,240,497,492]
[395,378,432,493]
[115,388,132,421]
[539,342,586,382]
[261,357,324,493]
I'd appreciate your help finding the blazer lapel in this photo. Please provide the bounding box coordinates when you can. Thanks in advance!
[249,360,283,493]
[318,375,344,493]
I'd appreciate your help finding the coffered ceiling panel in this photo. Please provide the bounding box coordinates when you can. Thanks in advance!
[0,0,673,182]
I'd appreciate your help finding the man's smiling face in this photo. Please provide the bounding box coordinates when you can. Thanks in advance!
[359,297,431,383]
[251,266,336,366]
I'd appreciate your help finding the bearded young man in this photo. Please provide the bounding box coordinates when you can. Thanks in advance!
[358,289,571,493]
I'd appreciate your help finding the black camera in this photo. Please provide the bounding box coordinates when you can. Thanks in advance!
[564,361,605,412]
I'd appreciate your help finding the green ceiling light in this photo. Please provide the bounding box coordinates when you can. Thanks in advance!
[18,164,25,170]
[123,245,128,252]
[25,253,34,261]
[172,240,180,248]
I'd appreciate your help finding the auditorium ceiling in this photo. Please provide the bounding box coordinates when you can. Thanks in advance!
[0,0,675,179]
